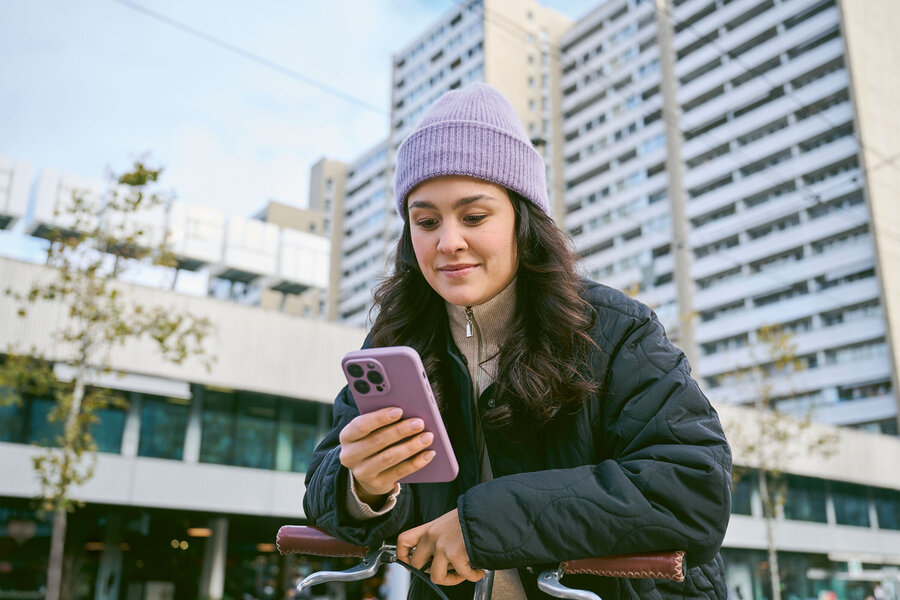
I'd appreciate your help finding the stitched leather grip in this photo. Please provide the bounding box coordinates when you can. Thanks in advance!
[562,550,685,582]
[276,526,369,558]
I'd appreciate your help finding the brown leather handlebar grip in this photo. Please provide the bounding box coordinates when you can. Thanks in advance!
[562,550,685,582]
[276,526,685,582]
[276,526,369,558]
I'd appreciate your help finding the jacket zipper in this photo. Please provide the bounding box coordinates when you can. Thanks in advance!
[464,307,482,400]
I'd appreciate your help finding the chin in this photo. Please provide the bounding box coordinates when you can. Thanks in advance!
[434,285,482,307]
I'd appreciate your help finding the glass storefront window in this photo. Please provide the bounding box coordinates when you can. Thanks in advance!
[139,394,190,460]
[831,481,870,527]
[784,475,828,523]
[291,401,321,473]
[732,473,754,516]
[27,397,62,446]
[199,389,279,470]
[1,388,124,452]
[872,487,900,530]
[92,406,126,453]
[200,389,236,466]
[234,393,278,470]
[0,400,26,442]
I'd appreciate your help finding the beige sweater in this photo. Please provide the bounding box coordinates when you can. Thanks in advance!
[347,279,526,600]
[445,279,526,600]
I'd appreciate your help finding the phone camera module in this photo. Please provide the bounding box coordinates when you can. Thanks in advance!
[347,364,364,378]
[366,370,384,385]
[353,380,371,394]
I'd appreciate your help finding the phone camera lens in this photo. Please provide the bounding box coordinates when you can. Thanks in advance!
[366,370,384,384]
[348,364,364,378]
[353,380,370,394]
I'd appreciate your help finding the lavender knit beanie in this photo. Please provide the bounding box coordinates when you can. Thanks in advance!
[394,82,550,219]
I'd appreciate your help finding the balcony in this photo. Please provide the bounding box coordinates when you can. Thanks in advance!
[0,158,32,230]
[695,277,880,343]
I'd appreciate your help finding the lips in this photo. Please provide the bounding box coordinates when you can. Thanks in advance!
[438,263,478,278]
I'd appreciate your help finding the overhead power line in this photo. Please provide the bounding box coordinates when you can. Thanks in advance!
[109,0,389,116]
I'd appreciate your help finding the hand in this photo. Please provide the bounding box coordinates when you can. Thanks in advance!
[396,509,485,586]
[339,407,436,505]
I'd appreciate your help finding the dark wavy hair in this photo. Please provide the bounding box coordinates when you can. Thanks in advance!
[369,190,599,437]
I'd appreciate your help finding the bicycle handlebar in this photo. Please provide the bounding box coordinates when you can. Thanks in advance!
[276,526,685,583]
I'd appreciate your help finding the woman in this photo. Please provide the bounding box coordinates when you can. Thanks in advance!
[303,83,732,600]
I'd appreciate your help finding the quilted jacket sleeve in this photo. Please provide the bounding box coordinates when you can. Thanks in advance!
[302,385,418,547]
[456,299,732,570]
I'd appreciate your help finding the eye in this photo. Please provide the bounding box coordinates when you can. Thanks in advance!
[463,214,487,225]
[415,218,439,230]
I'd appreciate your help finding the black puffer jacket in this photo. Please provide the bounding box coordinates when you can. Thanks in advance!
[303,281,732,599]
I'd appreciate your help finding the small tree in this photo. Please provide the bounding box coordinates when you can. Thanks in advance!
[727,324,838,600]
[1,159,214,600]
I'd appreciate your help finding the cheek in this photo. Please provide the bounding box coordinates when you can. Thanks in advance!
[410,232,432,271]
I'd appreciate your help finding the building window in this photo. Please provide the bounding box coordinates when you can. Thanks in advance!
[138,394,190,460]
[831,482,870,527]
[732,474,755,515]
[290,402,320,473]
[873,487,900,530]
[784,475,828,523]
[0,387,125,453]
[200,389,278,470]
[92,395,127,454]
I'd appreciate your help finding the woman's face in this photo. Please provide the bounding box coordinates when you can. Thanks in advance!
[407,175,517,307]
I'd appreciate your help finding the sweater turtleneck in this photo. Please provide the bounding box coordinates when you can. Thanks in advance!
[445,277,517,389]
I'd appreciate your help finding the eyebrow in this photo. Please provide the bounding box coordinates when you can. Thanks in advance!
[408,194,494,211]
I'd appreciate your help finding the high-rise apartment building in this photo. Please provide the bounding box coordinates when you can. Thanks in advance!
[325,0,572,328]
[560,0,900,434]
[335,140,389,326]
[308,157,349,321]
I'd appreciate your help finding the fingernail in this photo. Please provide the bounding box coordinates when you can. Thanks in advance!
[420,432,434,446]
[424,451,435,462]
[409,418,424,431]
[388,408,402,419]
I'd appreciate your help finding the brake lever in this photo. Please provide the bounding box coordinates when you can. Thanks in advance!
[297,545,393,592]
[537,566,602,600]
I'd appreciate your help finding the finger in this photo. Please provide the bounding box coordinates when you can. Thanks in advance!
[351,435,435,486]
[369,440,436,481]
[430,556,466,586]
[396,528,422,564]
[365,418,426,454]
[429,555,449,585]
[407,538,434,571]
[339,407,404,444]
[449,559,485,583]
[339,418,425,466]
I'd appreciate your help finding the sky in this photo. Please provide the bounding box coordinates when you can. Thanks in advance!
[1,0,591,221]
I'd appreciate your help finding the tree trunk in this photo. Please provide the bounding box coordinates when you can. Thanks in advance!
[758,469,782,600]
[45,507,67,600]
[46,369,86,600]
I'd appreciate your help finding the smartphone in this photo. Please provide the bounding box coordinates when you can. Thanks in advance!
[341,346,458,484]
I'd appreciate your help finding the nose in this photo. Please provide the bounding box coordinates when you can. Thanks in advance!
[436,222,467,255]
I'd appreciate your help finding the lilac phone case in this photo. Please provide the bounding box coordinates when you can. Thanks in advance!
[342,346,459,484]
